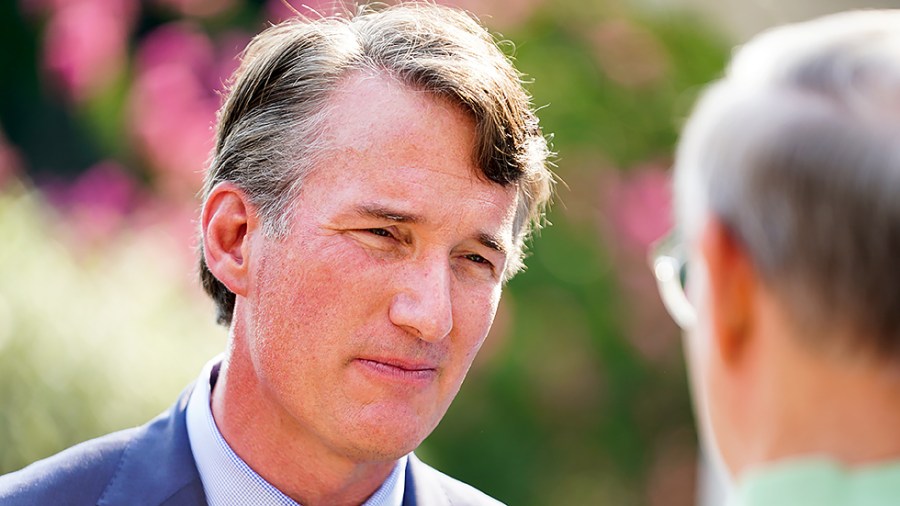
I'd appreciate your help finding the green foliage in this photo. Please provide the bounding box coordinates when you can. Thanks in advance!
[0,186,222,472]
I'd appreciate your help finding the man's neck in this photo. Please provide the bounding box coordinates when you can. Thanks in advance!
[210,349,396,506]
[745,345,900,473]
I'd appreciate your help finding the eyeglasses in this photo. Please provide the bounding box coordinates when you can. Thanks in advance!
[650,232,696,329]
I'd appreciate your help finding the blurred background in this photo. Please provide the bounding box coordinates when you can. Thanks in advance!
[0,0,892,504]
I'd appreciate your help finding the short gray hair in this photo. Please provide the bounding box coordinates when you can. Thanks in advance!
[200,2,554,326]
[674,10,900,357]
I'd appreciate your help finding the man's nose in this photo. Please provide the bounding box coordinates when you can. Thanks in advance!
[389,257,454,342]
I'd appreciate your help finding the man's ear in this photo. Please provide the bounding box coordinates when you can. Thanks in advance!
[699,218,758,367]
[201,183,258,297]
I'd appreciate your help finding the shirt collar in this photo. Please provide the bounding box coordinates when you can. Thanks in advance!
[186,356,407,506]
[731,457,900,506]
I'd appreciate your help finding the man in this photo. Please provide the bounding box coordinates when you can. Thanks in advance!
[653,10,900,505]
[0,4,553,505]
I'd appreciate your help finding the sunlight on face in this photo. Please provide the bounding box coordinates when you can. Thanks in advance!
[240,71,519,462]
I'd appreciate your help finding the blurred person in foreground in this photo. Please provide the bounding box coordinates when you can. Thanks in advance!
[0,3,553,505]
[653,10,900,506]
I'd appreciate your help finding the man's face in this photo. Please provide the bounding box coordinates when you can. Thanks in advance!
[240,72,518,462]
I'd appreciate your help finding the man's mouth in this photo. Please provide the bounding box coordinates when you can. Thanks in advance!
[354,357,438,383]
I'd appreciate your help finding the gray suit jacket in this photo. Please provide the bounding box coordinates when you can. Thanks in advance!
[0,386,503,506]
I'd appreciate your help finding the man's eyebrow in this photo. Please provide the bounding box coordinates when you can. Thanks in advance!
[355,203,508,254]
[355,204,423,224]
[478,232,508,255]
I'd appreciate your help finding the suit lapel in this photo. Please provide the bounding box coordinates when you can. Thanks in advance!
[95,385,466,506]
[98,386,206,506]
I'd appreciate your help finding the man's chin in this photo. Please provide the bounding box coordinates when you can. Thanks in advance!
[336,408,443,462]
[339,433,425,463]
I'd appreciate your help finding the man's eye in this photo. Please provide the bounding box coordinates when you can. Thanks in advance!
[367,228,394,239]
[465,254,492,266]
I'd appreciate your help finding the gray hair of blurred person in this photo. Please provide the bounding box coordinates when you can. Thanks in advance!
[674,10,900,358]
[198,2,554,326]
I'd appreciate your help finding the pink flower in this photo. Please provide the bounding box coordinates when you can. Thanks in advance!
[605,165,673,254]
[596,164,680,363]
[41,0,137,102]
[128,23,245,197]
[43,161,139,246]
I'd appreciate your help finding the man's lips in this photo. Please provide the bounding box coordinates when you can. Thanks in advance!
[354,357,439,383]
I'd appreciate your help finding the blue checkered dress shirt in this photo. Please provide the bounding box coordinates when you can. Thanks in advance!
[186,357,407,506]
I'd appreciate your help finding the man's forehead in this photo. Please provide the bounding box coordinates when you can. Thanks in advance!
[291,69,520,250]
[321,72,476,149]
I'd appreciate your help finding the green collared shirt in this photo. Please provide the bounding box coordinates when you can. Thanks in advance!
[731,458,900,506]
